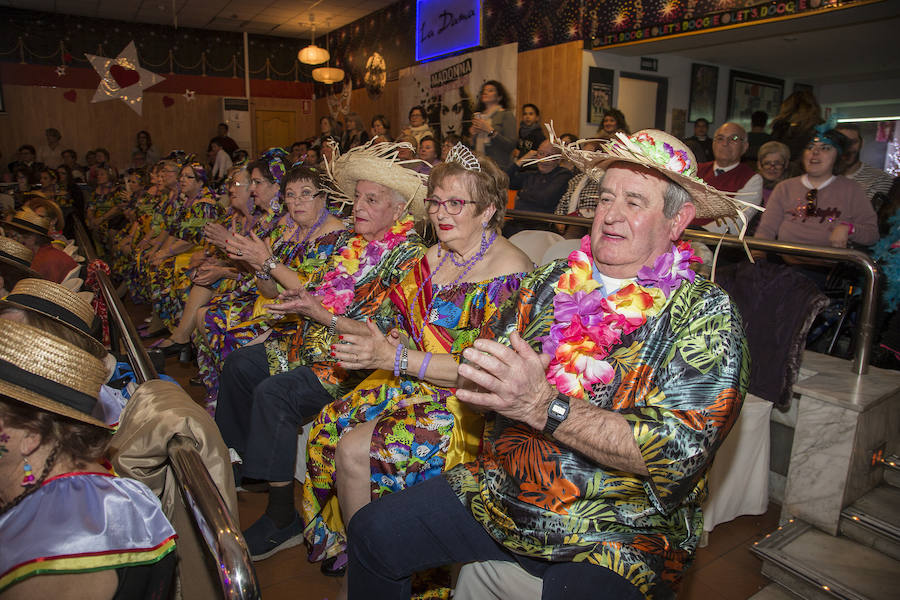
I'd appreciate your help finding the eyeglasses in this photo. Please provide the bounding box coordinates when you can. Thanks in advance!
[805,189,818,217]
[286,190,324,202]
[226,179,247,188]
[761,160,785,169]
[425,197,473,215]
[713,134,745,145]
[181,174,197,180]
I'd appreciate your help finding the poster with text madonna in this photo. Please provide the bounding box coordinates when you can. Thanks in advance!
[398,43,517,143]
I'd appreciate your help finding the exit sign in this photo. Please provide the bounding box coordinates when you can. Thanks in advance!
[640,57,658,72]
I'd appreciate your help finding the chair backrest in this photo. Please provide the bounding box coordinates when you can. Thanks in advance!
[716,261,829,408]
[508,229,564,266]
[541,238,581,265]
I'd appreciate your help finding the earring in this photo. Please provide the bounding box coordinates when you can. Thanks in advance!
[270,197,280,212]
[480,221,489,254]
[22,456,35,487]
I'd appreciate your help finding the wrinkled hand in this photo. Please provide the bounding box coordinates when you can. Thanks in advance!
[187,249,208,269]
[264,288,329,322]
[192,264,228,286]
[330,320,398,371]
[226,231,270,270]
[829,224,850,248]
[149,250,169,266]
[456,332,554,431]
[204,222,233,250]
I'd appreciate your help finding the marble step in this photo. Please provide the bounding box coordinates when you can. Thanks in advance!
[751,519,900,600]
[840,484,900,561]
[748,583,804,600]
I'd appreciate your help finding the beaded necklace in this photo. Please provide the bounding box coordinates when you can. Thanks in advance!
[407,230,497,347]
[288,208,329,249]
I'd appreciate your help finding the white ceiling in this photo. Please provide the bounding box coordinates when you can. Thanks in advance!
[0,0,398,37]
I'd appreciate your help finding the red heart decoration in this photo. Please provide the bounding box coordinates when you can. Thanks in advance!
[162,96,174,108]
[63,90,77,102]
[109,64,140,88]
[63,52,72,63]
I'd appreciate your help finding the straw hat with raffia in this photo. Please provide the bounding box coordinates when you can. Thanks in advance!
[0,319,110,429]
[325,139,430,222]
[0,236,40,279]
[549,125,759,227]
[1,278,103,357]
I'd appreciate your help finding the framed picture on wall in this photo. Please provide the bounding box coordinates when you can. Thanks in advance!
[688,63,717,124]
[587,67,614,125]
[0,78,5,114]
[727,70,784,127]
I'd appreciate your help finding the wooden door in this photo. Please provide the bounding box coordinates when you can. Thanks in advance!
[618,73,668,131]
[254,110,296,155]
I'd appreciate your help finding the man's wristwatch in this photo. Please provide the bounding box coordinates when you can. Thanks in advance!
[543,393,570,436]
[261,256,279,276]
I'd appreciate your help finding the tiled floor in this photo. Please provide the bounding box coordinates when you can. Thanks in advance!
[130,299,779,599]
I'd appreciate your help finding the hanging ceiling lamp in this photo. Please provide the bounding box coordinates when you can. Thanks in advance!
[312,29,344,84]
[298,16,329,65]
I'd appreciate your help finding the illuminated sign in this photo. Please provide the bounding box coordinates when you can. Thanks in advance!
[416,0,481,62]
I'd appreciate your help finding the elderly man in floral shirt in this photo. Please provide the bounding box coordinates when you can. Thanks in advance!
[346,130,751,600]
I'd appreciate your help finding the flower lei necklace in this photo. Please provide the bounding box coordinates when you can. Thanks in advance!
[314,214,416,314]
[542,236,701,399]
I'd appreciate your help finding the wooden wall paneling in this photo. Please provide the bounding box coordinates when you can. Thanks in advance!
[313,81,400,142]
[516,41,582,137]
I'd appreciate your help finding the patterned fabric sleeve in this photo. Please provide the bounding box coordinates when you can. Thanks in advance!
[177,195,223,245]
[622,280,749,515]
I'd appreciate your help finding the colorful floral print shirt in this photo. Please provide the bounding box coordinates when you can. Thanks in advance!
[445,259,749,599]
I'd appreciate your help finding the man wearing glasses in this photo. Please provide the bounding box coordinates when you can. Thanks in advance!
[692,122,763,234]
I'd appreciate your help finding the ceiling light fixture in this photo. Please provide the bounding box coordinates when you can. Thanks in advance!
[312,26,344,84]
[298,15,329,65]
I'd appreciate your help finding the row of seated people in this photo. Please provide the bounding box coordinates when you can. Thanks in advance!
[73,130,751,600]
[3,125,899,598]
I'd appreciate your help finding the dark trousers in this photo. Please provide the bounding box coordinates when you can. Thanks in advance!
[214,343,333,481]
[348,475,644,600]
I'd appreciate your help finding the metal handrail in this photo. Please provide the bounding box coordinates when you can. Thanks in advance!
[506,209,881,375]
[72,221,261,599]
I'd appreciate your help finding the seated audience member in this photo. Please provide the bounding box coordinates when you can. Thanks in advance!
[413,135,441,174]
[301,144,533,581]
[288,141,309,166]
[0,320,177,599]
[214,141,427,559]
[195,163,345,412]
[504,139,574,236]
[61,149,86,183]
[470,81,518,170]
[130,149,148,170]
[395,135,418,162]
[8,144,42,178]
[36,128,64,168]
[684,118,713,163]
[347,129,749,600]
[401,105,435,145]
[315,116,337,148]
[746,110,772,162]
[441,134,462,161]
[2,208,76,283]
[754,128,879,286]
[595,107,630,140]
[304,146,321,169]
[757,141,791,206]
[0,236,39,294]
[342,112,370,152]
[835,123,896,212]
[554,139,603,239]
[515,103,545,158]
[692,122,763,234]
[370,114,392,143]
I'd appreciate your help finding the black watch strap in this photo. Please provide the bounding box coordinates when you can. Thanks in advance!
[543,393,570,436]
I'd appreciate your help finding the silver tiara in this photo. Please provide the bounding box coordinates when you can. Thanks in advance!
[444,142,481,172]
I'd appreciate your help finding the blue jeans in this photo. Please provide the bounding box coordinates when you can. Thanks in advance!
[214,343,333,481]
[347,475,644,600]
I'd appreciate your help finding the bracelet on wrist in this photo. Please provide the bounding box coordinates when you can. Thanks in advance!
[393,344,404,377]
[839,221,855,235]
[418,352,433,380]
[400,347,409,375]
[327,314,338,337]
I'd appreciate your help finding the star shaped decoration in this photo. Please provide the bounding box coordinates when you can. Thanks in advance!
[183,89,196,101]
[56,65,67,77]
[86,41,164,116]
